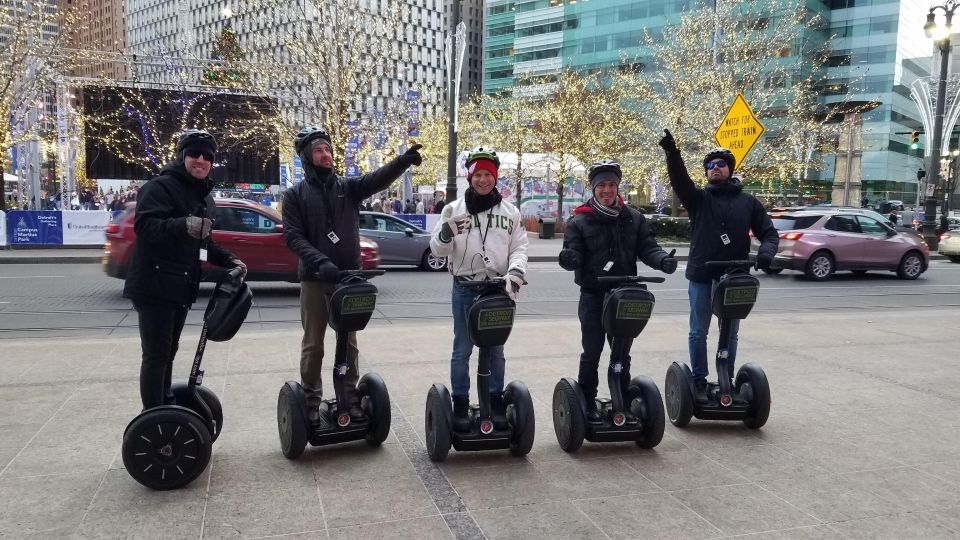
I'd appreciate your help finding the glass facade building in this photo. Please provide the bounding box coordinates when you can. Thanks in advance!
[483,0,933,203]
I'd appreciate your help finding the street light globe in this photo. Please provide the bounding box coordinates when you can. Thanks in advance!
[934,23,953,41]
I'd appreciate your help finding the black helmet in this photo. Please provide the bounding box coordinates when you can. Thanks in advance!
[587,160,622,182]
[703,148,736,172]
[176,129,217,154]
[295,127,332,154]
[465,146,500,168]
[204,267,252,342]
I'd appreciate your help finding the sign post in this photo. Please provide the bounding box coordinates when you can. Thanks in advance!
[714,93,765,169]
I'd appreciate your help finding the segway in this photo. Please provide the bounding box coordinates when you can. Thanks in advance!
[277,270,392,459]
[552,275,666,452]
[424,276,535,462]
[665,260,771,429]
[122,267,251,490]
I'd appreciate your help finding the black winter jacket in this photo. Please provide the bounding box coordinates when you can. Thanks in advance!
[664,149,778,283]
[559,200,671,292]
[283,156,413,281]
[123,163,235,306]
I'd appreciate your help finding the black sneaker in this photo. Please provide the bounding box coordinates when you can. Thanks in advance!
[452,395,471,432]
[307,404,322,423]
[489,393,508,430]
[585,399,603,424]
[694,378,709,402]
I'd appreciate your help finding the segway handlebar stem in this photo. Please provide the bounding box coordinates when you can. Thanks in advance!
[337,269,385,280]
[596,274,666,286]
[704,259,754,271]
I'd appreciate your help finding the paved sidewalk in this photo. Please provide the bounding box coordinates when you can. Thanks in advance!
[0,307,958,538]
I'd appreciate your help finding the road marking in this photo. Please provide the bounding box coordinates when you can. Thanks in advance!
[0,275,65,279]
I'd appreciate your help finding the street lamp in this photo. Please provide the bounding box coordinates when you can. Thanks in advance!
[921,0,960,249]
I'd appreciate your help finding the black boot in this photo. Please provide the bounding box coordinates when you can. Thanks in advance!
[345,388,366,422]
[584,397,603,424]
[452,395,471,432]
[489,393,508,430]
[694,378,709,403]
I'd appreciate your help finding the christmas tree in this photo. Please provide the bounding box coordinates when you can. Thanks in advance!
[203,26,248,87]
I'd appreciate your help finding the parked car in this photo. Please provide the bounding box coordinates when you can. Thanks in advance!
[359,211,446,271]
[939,231,960,262]
[752,208,929,281]
[104,198,379,282]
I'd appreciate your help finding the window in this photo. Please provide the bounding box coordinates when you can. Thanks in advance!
[856,216,889,236]
[367,215,412,233]
[214,207,276,234]
[824,216,860,233]
[770,215,820,230]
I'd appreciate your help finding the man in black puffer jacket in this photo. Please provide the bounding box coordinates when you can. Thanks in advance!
[658,129,778,399]
[283,127,422,422]
[559,160,677,423]
[124,129,246,410]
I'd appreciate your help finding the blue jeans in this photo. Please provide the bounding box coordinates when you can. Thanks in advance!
[688,280,739,380]
[578,291,632,400]
[450,282,505,397]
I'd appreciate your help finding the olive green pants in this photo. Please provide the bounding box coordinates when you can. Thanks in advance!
[300,280,359,404]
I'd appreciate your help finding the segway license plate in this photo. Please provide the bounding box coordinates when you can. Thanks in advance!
[712,274,759,320]
[602,287,655,338]
[468,295,515,348]
[329,282,378,332]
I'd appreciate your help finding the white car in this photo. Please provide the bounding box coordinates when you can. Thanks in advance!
[939,231,960,263]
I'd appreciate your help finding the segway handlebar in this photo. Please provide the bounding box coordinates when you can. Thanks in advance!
[337,269,385,280]
[455,276,506,290]
[596,274,666,286]
[705,259,754,270]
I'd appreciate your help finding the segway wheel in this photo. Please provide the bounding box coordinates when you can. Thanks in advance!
[277,382,309,459]
[665,363,694,428]
[171,383,224,442]
[628,376,665,449]
[735,363,771,429]
[358,372,392,446]
[121,406,212,490]
[504,381,535,457]
[552,378,585,453]
[425,384,452,462]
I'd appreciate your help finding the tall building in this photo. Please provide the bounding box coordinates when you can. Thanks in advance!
[483,0,933,203]
[59,0,128,79]
[821,0,932,204]
[126,0,449,116]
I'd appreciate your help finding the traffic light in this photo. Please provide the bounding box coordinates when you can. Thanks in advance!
[910,131,920,149]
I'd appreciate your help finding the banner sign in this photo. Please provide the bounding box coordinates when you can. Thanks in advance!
[396,213,426,230]
[62,210,110,244]
[345,120,361,176]
[0,211,5,246]
[279,163,290,188]
[293,156,303,184]
[7,210,63,245]
[406,90,420,137]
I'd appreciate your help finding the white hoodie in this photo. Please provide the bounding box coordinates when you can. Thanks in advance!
[430,197,529,278]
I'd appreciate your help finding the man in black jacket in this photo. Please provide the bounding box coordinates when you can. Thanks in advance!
[124,129,246,410]
[283,127,422,421]
[658,130,778,398]
[559,160,677,423]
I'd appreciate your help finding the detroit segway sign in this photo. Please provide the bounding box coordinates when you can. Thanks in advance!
[714,93,765,170]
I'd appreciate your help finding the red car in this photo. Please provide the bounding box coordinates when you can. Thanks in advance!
[104,198,379,282]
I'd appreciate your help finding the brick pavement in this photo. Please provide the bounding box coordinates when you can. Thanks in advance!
[0,307,958,538]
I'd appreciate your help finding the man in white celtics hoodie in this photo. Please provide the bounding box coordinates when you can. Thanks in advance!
[430,147,529,432]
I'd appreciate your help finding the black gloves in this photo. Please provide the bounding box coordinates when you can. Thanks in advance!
[658,129,678,154]
[403,144,423,166]
[755,253,773,271]
[185,216,213,239]
[659,249,678,274]
[314,259,339,282]
[558,248,581,271]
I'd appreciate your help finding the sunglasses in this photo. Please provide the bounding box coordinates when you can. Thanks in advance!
[185,149,215,161]
[706,160,729,170]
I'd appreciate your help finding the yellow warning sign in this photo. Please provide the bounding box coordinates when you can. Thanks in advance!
[714,93,765,170]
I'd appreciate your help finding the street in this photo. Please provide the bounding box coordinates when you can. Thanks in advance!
[2,261,960,339]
